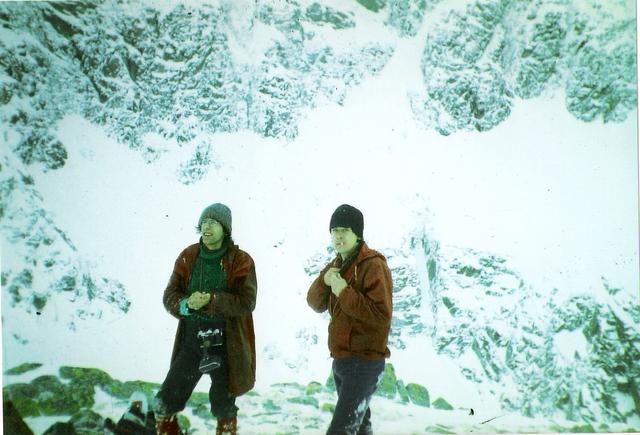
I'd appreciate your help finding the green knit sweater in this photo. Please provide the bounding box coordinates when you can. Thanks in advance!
[184,241,227,323]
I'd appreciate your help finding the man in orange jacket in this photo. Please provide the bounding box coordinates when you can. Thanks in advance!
[307,204,393,435]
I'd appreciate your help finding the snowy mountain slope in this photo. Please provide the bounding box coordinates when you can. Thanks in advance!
[0,0,636,319]
[0,150,130,329]
[1,0,635,169]
[0,0,396,326]
[0,0,395,169]
[411,0,637,135]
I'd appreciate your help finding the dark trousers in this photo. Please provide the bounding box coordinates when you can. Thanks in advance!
[327,356,385,435]
[156,322,237,419]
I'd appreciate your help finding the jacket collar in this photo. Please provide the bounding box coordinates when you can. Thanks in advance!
[333,241,384,268]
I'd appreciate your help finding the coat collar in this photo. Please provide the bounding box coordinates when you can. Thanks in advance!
[332,241,385,272]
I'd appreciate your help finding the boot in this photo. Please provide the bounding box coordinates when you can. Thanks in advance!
[156,414,180,435]
[216,416,237,435]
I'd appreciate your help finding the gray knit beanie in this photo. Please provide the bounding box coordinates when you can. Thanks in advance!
[197,203,232,235]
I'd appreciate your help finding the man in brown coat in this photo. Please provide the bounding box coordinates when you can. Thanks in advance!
[307,204,393,435]
[155,203,257,435]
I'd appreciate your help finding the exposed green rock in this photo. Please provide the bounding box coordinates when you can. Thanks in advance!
[31,375,63,392]
[2,382,38,400]
[287,396,319,407]
[13,396,40,418]
[321,402,336,413]
[325,372,336,391]
[305,4,355,30]
[3,383,40,417]
[457,265,482,277]
[396,380,410,403]
[565,20,637,124]
[508,292,640,422]
[271,382,305,392]
[514,12,565,99]
[68,408,104,434]
[406,383,429,407]
[570,424,596,433]
[64,380,95,409]
[425,424,456,434]
[186,391,209,408]
[177,414,191,430]
[191,404,214,420]
[30,375,93,416]
[32,293,47,310]
[432,397,453,410]
[427,257,437,282]
[101,379,160,402]
[263,399,281,412]
[356,0,386,13]
[412,0,636,135]
[59,366,112,386]
[375,363,397,399]
[38,381,94,416]
[442,296,459,316]
[3,367,166,420]
[5,362,42,375]
[386,0,427,38]
[305,381,323,395]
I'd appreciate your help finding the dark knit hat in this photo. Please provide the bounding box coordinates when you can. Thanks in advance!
[198,203,232,235]
[329,204,364,239]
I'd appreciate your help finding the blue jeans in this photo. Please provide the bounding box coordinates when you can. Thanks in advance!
[327,356,385,435]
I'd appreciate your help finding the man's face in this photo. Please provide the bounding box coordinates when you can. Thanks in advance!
[331,227,359,256]
[200,218,225,249]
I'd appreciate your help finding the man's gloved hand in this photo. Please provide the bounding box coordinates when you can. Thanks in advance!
[187,291,211,310]
[324,267,347,296]
[323,267,340,285]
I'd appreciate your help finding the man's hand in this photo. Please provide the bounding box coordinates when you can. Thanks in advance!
[324,268,347,296]
[323,267,340,286]
[187,291,211,310]
[330,276,348,296]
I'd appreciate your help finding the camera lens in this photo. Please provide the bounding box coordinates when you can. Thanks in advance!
[198,354,222,373]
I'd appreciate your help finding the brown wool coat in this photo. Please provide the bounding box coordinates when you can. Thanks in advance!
[163,242,257,397]
[307,242,393,359]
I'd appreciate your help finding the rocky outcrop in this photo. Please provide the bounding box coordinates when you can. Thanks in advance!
[412,0,636,135]
[302,222,640,424]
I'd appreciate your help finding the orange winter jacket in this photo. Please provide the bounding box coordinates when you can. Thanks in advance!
[163,241,257,397]
[307,242,393,359]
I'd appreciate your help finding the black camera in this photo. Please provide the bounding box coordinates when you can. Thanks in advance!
[197,328,224,373]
